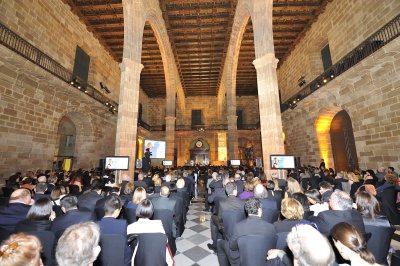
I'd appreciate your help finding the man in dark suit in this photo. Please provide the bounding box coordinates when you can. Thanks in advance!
[319,181,334,203]
[78,179,103,212]
[254,184,279,223]
[0,189,33,231]
[161,174,176,192]
[208,175,227,214]
[151,186,178,236]
[208,182,244,252]
[217,198,276,266]
[96,195,131,264]
[34,182,49,201]
[233,173,244,195]
[310,190,365,236]
[134,173,148,189]
[52,195,95,235]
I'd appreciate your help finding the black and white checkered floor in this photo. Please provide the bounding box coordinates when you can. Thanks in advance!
[174,201,218,266]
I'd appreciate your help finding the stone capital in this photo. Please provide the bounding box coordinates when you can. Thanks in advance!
[119,58,144,72]
[165,115,176,122]
[253,53,279,69]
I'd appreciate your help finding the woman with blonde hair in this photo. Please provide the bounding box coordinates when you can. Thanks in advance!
[273,198,308,233]
[0,233,43,266]
[285,177,303,198]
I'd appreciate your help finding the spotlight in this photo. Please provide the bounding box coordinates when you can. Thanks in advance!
[77,85,82,89]
[317,84,321,88]
[105,102,109,106]
[330,74,335,78]
[70,81,74,85]
[296,95,302,102]
[84,89,88,93]
[323,78,328,83]
[113,107,116,111]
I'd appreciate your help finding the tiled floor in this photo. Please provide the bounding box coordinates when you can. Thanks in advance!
[175,201,218,266]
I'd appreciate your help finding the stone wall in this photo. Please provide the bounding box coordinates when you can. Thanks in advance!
[282,37,400,170]
[0,0,121,101]
[277,0,400,102]
[0,46,117,180]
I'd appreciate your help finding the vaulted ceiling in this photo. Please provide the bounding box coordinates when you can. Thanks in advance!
[64,0,329,97]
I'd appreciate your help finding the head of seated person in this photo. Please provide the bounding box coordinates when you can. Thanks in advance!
[176,178,185,189]
[292,192,310,212]
[331,222,376,265]
[60,195,79,213]
[287,224,335,266]
[304,189,322,205]
[132,187,147,205]
[253,184,267,199]
[0,233,42,266]
[281,198,304,220]
[9,189,33,205]
[136,199,154,219]
[26,197,53,221]
[329,190,353,211]
[104,194,122,218]
[225,182,237,197]
[35,182,47,194]
[244,198,261,217]
[160,186,170,198]
[355,191,380,220]
[56,222,101,266]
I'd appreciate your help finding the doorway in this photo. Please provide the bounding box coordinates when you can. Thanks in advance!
[330,110,358,171]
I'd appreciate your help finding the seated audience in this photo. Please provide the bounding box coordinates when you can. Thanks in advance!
[14,197,55,233]
[96,195,131,264]
[51,195,95,234]
[331,222,378,265]
[291,192,313,218]
[56,222,101,266]
[34,182,49,201]
[119,182,134,204]
[238,180,254,200]
[274,198,308,233]
[217,198,276,266]
[305,189,328,216]
[0,189,34,232]
[126,199,173,266]
[134,173,148,189]
[311,190,365,236]
[267,224,336,266]
[348,172,363,200]
[0,233,43,266]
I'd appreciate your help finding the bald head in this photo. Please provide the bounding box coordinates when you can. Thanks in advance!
[165,174,172,182]
[160,186,170,197]
[10,189,33,205]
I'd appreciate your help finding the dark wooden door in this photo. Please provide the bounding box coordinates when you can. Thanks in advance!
[330,110,359,171]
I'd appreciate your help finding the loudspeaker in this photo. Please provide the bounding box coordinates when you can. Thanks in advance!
[99,159,105,170]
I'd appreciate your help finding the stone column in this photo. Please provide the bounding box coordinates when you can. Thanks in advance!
[227,114,239,160]
[253,53,284,176]
[115,58,144,180]
[165,115,176,161]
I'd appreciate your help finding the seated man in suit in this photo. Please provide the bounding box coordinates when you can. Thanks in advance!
[134,173,148,189]
[208,174,227,215]
[217,198,276,266]
[161,174,176,192]
[56,222,101,266]
[96,195,131,265]
[33,182,49,201]
[208,182,244,252]
[254,184,279,223]
[51,195,95,235]
[319,181,334,203]
[311,190,365,236]
[0,188,33,231]
[151,186,178,236]
[78,179,103,212]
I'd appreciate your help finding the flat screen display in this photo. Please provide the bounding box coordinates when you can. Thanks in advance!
[270,155,295,169]
[104,156,129,170]
[162,160,173,166]
[230,160,241,166]
[144,140,166,159]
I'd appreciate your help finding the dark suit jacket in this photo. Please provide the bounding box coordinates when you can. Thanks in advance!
[311,209,365,236]
[273,219,309,233]
[51,209,94,233]
[34,193,50,201]
[218,196,245,219]
[134,180,148,188]
[151,196,176,213]
[229,216,276,251]
[97,217,131,264]
[0,203,31,231]
[78,190,102,211]
[14,219,52,233]
[235,180,244,195]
